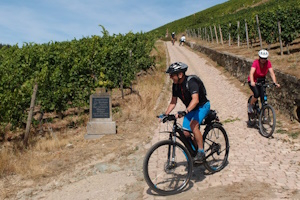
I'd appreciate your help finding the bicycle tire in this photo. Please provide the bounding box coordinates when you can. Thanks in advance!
[143,140,193,195]
[259,104,276,138]
[247,96,257,127]
[203,123,229,173]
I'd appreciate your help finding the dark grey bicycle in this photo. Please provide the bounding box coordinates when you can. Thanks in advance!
[247,80,276,138]
[143,110,229,195]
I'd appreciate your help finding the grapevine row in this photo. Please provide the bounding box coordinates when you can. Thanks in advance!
[187,5,300,51]
[0,27,155,128]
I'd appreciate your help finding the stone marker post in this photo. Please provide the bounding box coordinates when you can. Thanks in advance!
[85,88,116,139]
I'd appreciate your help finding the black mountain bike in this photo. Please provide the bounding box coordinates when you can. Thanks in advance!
[143,110,230,195]
[247,80,276,138]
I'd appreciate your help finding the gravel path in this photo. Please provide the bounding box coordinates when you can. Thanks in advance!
[142,42,300,199]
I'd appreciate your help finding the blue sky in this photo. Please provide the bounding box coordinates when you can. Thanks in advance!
[0,0,228,46]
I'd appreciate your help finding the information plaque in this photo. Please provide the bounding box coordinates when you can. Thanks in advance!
[92,97,110,118]
[85,89,116,139]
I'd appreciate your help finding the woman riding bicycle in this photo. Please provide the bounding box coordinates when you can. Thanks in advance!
[248,49,280,113]
[163,62,210,162]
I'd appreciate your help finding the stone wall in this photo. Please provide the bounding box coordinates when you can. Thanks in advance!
[187,42,300,122]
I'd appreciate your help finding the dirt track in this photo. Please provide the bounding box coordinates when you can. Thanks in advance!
[142,41,300,199]
[15,41,300,200]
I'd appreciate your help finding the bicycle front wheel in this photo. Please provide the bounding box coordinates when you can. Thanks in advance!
[143,140,193,195]
[203,123,229,173]
[259,104,276,138]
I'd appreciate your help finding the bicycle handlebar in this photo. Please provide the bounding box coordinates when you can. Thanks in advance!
[157,111,187,123]
[256,82,276,88]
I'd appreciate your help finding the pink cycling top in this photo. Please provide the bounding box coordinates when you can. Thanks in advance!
[247,59,272,82]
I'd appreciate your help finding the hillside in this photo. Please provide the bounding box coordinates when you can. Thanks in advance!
[149,0,300,79]
[150,0,299,37]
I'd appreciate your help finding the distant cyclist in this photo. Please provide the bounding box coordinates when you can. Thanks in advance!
[171,32,175,45]
[248,49,280,113]
[162,62,210,162]
[180,34,186,46]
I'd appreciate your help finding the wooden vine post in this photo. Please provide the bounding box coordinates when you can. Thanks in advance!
[129,50,133,92]
[219,25,223,45]
[237,21,240,47]
[277,21,283,56]
[214,25,219,44]
[245,20,250,49]
[24,82,38,147]
[256,15,263,49]
[210,26,214,43]
[228,23,231,46]
[199,28,201,40]
[120,66,124,99]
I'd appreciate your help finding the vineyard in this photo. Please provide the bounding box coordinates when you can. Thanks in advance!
[186,4,300,53]
[151,0,300,52]
[0,26,156,129]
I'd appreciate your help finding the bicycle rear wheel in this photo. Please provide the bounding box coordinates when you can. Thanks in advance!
[203,123,229,173]
[143,140,192,195]
[259,104,276,138]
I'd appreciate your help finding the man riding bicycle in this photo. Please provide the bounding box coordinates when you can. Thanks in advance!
[171,32,175,45]
[162,62,210,162]
[248,49,280,113]
[180,34,186,46]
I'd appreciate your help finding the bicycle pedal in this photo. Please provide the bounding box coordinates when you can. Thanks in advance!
[193,159,204,164]
[248,113,255,118]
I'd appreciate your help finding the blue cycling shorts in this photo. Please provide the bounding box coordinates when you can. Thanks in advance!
[182,101,210,132]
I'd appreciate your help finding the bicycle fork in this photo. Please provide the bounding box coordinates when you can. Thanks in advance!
[167,126,177,166]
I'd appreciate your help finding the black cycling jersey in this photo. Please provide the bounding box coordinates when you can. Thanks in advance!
[172,75,208,110]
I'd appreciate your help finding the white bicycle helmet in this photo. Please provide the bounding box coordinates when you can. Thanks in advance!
[258,49,269,59]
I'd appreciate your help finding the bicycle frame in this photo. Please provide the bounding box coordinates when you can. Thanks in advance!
[253,81,274,113]
[167,115,220,158]
[248,80,277,137]
[167,118,195,156]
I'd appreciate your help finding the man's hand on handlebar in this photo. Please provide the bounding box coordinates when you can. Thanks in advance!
[177,111,187,118]
[157,111,187,123]
[158,113,166,123]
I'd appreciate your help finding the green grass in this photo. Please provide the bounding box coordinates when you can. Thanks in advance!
[290,131,300,139]
[222,117,241,124]
[276,129,287,134]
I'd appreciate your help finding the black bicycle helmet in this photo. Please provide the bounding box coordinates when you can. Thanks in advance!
[166,62,188,74]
